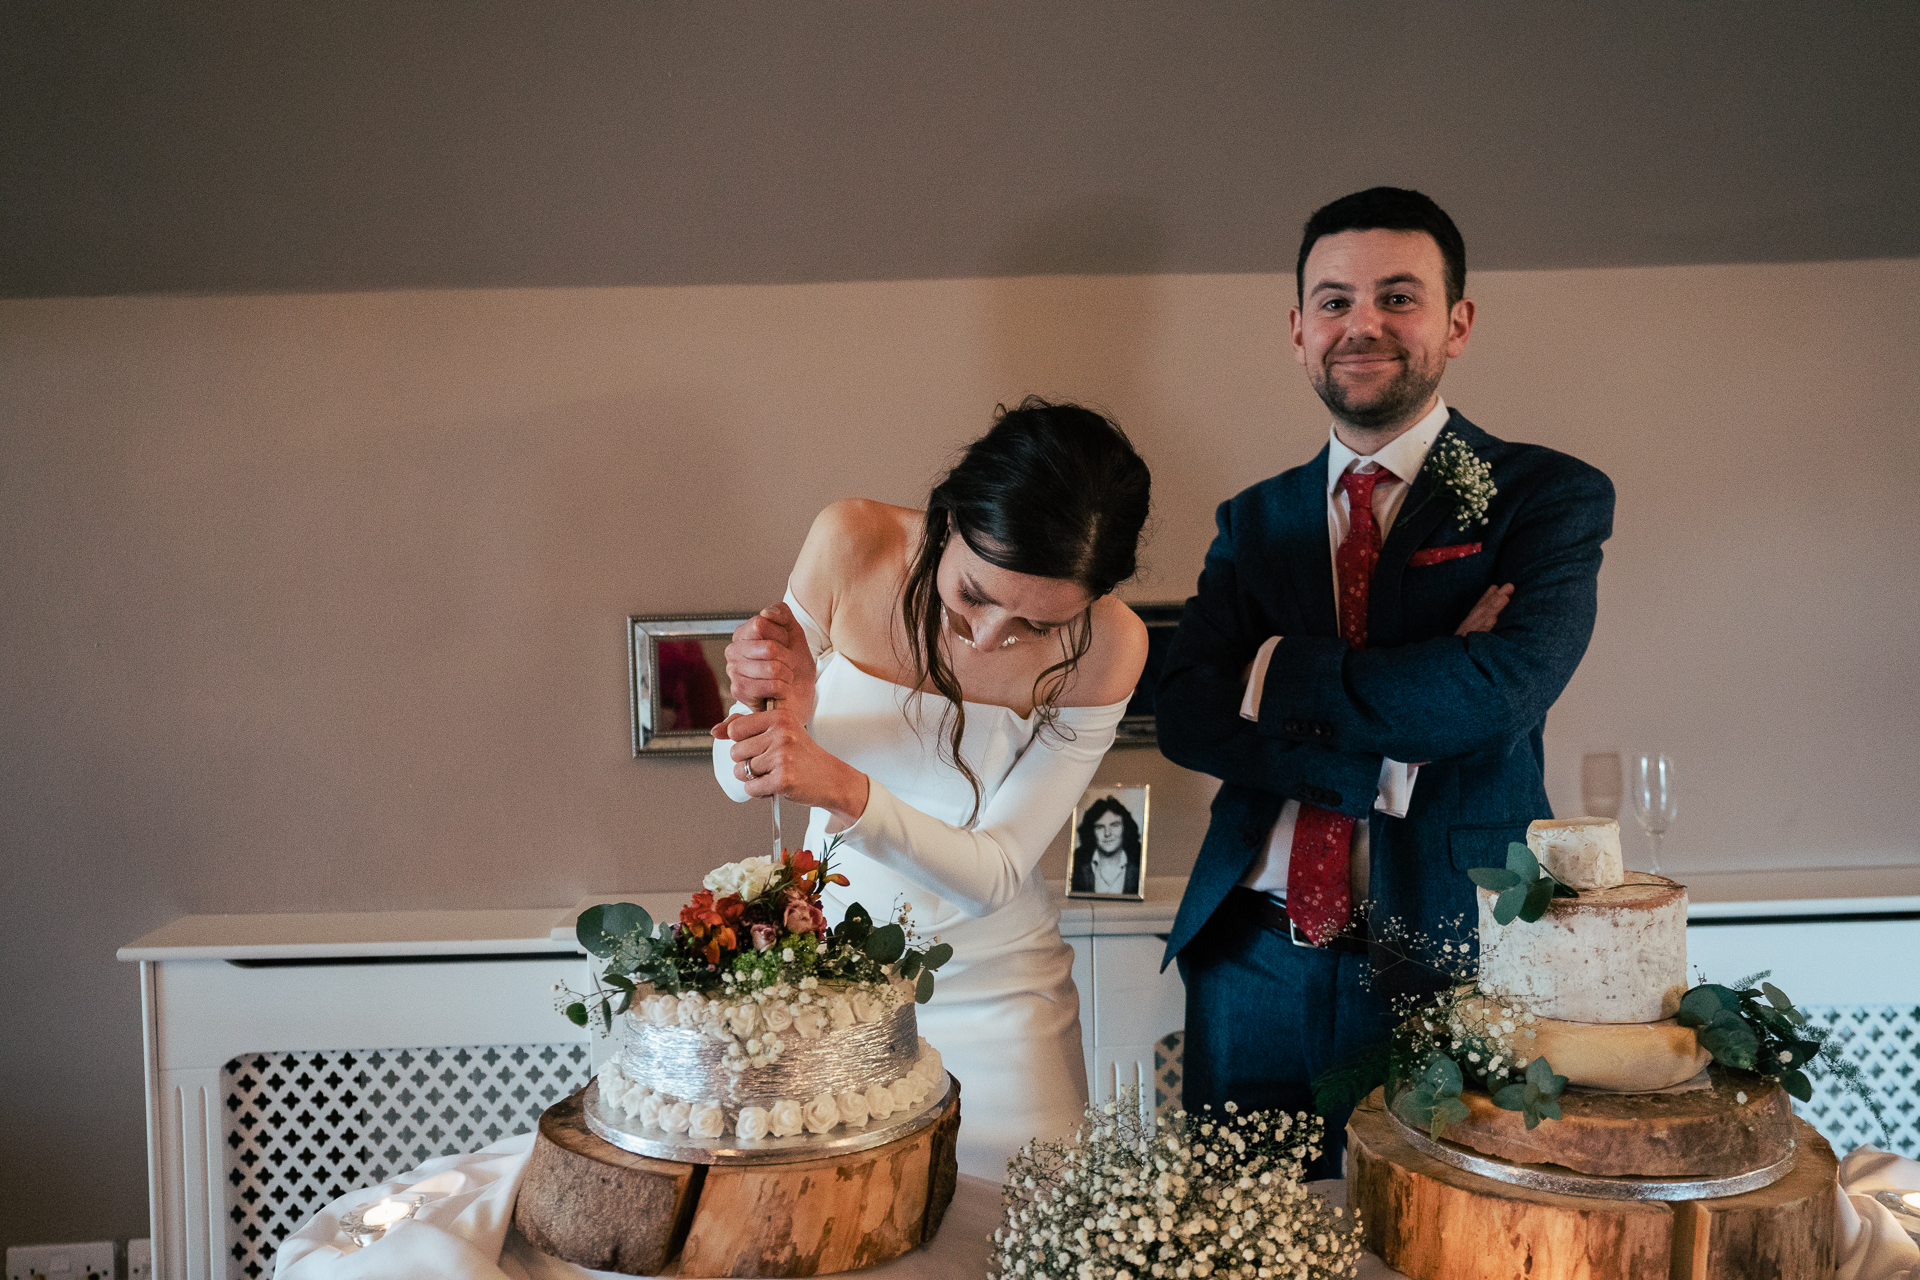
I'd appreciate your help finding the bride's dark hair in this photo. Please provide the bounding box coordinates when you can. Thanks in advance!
[899,397,1151,819]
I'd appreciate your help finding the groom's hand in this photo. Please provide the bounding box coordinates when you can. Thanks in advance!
[1455,583,1514,636]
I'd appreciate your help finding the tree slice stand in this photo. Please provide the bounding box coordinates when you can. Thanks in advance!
[514,1076,962,1277]
[1347,1089,1837,1280]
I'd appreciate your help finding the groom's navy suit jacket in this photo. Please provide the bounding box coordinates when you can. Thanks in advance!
[1158,411,1614,985]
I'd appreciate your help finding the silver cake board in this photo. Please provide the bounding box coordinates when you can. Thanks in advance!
[581,1073,954,1166]
[1385,1105,1796,1202]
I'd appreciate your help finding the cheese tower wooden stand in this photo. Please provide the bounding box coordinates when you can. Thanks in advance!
[1348,1091,1838,1280]
[515,1080,962,1277]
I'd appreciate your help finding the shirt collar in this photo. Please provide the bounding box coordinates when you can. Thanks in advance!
[1325,396,1451,496]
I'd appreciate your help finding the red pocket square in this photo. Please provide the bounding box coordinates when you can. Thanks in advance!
[1409,542,1482,567]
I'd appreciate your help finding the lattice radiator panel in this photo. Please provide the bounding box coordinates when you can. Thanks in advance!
[220,1043,590,1280]
[1797,1004,1920,1158]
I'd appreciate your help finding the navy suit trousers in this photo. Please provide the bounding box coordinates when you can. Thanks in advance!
[1177,888,1394,1179]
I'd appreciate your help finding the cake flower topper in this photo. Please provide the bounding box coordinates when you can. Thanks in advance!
[1396,430,1496,533]
[560,839,951,1033]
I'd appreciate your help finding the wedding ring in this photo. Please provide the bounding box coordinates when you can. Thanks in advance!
[743,759,757,779]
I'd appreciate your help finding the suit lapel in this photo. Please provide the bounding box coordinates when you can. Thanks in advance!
[1274,447,1338,638]
[1372,411,1488,646]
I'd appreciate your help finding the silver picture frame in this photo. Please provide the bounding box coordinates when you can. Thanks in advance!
[1067,783,1149,900]
[628,613,754,756]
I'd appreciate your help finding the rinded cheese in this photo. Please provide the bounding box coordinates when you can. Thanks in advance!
[1477,873,1688,1024]
[1527,817,1624,891]
[1456,993,1710,1091]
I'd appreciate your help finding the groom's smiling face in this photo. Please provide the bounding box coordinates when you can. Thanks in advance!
[1289,228,1474,439]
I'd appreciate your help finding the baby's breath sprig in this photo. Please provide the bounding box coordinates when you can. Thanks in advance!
[1400,433,1496,532]
[992,1091,1363,1280]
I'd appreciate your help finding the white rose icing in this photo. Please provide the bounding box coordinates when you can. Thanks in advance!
[761,1003,795,1033]
[736,1106,770,1140]
[866,1082,896,1119]
[768,1099,805,1137]
[836,1088,870,1128]
[689,1101,727,1139]
[636,1093,665,1128]
[659,1101,692,1134]
[803,1092,841,1134]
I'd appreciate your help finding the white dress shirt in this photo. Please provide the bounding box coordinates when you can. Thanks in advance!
[1236,398,1450,902]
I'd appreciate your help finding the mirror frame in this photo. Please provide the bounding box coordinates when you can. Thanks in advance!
[628,613,754,756]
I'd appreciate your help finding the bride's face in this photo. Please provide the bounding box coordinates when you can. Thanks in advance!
[936,531,1095,653]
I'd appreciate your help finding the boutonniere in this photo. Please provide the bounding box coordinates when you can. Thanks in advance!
[1400,432,1496,532]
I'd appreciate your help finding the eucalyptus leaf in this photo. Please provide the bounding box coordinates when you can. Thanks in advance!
[1518,876,1556,923]
[1533,1096,1563,1124]
[1504,842,1542,881]
[1467,867,1523,892]
[923,942,953,969]
[1525,1055,1567,1095]
[915,968,935,1003]
[1550,880,1580,898]
[576,905,615,958]
[565,1002,589,1027]
[865,923,907,963]
[603,972,636,994]
[1492,885,1528,925]
[1782,1069,1813,1103]
[898,953,922,980]
[1416,1052,1463,1096]
[599,902,654,942]
[1430,1096,1468,1140]
[1491,1083,1527,1112]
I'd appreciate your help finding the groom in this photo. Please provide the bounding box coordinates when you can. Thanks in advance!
[1156,187,1614,1172]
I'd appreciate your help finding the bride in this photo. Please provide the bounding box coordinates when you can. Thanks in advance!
[711,397,1151,1178]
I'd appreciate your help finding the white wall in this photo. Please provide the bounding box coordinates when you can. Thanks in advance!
[3,256,1917,1247]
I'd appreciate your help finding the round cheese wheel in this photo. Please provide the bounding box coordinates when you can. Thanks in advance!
[1477,873,1687,1024]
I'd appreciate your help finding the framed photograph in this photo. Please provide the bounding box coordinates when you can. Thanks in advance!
[1067,783,1149,900]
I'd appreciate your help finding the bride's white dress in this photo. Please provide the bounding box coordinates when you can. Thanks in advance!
[715,593,1130,1178]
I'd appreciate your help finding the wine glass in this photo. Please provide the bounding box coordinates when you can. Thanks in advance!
[1631,753,1678,874]
[1580,752,1623,820]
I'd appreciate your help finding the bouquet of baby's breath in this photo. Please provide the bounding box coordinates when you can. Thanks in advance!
[992,1093,1363,1280]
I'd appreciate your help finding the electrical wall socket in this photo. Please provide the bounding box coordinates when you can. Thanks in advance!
[4,1241,116,1280]
[127,1238,153,1280]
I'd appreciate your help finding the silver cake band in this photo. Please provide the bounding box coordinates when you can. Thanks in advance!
[622,996,918,1108]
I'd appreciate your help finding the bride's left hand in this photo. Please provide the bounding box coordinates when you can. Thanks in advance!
[714,707,870,831]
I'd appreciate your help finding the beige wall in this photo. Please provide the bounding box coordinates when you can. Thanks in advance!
[4,257,1918,1248]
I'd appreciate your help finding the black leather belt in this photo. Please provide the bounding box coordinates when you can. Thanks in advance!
[1232,885,1369,955]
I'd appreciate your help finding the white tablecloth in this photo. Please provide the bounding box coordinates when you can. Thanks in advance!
[275,1132,1918,1280]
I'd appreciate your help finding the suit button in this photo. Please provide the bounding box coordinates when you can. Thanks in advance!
[1284,719,1303,734]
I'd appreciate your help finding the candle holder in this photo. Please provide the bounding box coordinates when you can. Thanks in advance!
[340,1193,428,1248]
[1870,1189,1920,1240]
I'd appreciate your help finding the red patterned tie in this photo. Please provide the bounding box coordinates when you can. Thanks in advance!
[1286,466,1396,946]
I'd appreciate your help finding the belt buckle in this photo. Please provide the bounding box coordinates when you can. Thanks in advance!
[1287,920,1318,949]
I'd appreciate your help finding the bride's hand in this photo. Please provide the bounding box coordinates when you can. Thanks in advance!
[713,707,869,831]
[725,602,818,722]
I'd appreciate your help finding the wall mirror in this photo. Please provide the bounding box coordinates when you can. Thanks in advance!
[629,613,753,755]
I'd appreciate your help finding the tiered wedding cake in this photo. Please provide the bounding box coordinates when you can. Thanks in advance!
[1349,818,1837,1280]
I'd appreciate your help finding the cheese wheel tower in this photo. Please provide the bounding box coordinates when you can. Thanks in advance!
[1475,817,1707,1091]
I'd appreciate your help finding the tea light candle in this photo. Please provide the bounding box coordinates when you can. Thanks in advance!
[362,1199,413,1228]
[1903,1191,1920,1212]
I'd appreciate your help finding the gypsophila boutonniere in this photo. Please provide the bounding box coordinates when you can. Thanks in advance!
[1403,433,1496,532]
[992,1091,1364,1280]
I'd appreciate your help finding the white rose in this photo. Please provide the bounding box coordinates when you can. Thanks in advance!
[836,1089,870,1128]
[726,1003,759,1038]
[865,1082,896,1119]
[768,1099,805,1137]
[698,1000,728,1029]
[802,1092,841,1134]
[676,992,707,1027]
[849,990,882,1023]
[689,1101,727,1139]
[921,1045,943,1085]
[892,1076,920,1106]
[659,1101,692,1134]
[637,1094,665,1129]
[792,1008,827,1040]
[622,1085,654,1118]
[826,996,856,1030]
[761,1003,794,1033]
[736,1106,771,1140]
[645,995,678,1026]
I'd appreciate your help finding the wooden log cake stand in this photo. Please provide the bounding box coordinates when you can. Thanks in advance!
[514,1078,962,1277]
[1347,1089,1837,1280]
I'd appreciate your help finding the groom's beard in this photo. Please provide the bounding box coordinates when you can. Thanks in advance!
[1309,343,1446,433]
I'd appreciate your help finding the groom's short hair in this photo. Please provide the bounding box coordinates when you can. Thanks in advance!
[1296,187,1467,309]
